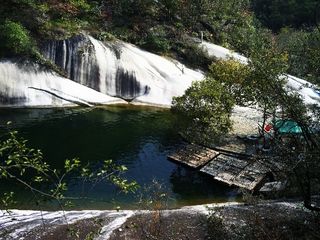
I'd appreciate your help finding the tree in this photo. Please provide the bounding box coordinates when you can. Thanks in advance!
[257,92,320,211]
[252,0,320,31]
[231,44,320,211]
[0,20,35,57]
[173,32,320,210]
[208,59,252,105]
[172,79,235,144]
[276,28,320,85]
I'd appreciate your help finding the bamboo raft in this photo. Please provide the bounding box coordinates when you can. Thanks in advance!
[200,155,270,191]
[167,143,219,168]
[168,143,271,191]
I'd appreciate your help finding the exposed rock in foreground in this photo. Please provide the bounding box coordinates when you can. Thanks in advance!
[1,201,319,240]
[110,201,320,240]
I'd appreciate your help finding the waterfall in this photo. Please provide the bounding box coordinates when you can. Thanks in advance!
[0,61,125,107]
[42,34,204,105]
[42,35,100,90]
[1,34,204,108]
[1,34,317,108]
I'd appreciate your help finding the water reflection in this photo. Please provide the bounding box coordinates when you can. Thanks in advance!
[0,106,239,209]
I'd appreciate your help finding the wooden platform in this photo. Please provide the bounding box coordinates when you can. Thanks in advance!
[168,144,219,168]
[168,143,272,191]
[200,154,269,191]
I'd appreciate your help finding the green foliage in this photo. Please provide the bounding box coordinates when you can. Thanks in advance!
[209,44,288,110]
[97,31,117,42]
[252,0,320,31]
[0,20,35,57]
[247,45,289,110]
[142,26,171,54]
[0,192,16,210]
[174,42,214,70]
[172,39,289,145]
[0,0,100,39]
[41,19,84,39]
[277,28,320,85]
[157,0,181,22]
[106,0,259,56]
[172,79,235,144]
[193,0,254,46]
[209,60,252,105]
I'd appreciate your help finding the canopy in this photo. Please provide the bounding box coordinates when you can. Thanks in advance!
[274,120,302,134]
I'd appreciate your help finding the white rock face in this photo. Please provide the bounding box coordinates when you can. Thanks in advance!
[0,35,203,108]
[41,34,204,107]
[0,209,134,240]
[285,74,320,105]
[0,35,318,108]
[199,40,320,105]
[0,61,126,108]
[199,41,249,64]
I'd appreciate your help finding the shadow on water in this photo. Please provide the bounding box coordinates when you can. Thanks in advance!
[0,106,240,210]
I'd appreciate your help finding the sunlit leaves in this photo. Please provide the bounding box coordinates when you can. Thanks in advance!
[209,60,252,105]
[110,176,139,194]
[64,158,81,173]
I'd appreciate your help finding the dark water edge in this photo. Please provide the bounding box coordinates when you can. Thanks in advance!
[0,105,240,210]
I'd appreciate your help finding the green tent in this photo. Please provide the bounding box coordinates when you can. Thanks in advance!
[274,120,302,134]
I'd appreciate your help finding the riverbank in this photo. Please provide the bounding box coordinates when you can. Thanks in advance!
[1,200,318,240]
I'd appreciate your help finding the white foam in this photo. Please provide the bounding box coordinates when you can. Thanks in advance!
[0,61,126,107]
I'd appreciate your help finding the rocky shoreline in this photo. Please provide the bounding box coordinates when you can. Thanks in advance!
[1,200,318,240]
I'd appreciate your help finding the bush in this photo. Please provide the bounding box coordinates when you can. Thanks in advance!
[0,20,35,57]
[143,33,171,54]
[179,43,214,70]
[276,28,320,85]
[172,78,235,144]
[209,60,252,105]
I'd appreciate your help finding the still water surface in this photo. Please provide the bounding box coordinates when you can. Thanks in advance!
[0,106,239,209]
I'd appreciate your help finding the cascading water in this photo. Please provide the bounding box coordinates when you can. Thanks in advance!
[2,34,316,108]
[42,35,100,90]
[0,34,204,108]
[42,34,204,105]
[0,61,125,107]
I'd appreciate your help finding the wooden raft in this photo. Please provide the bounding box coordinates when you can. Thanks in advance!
[200,154,270,191]
[168,143,219,168]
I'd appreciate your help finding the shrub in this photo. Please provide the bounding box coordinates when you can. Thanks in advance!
[277,28,320,85]
[143,34,171,54]
[180,43,214,70]
[172,78,235,144]
[0,20,35,57]
[140,26,171,54]
[209,60,252,105]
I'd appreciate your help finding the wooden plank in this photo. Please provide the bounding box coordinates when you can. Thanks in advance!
[200,155,249,185]
[200,154,268,191]
[234,161,269,190]
[168,143,271,191]
[168,143,219,168]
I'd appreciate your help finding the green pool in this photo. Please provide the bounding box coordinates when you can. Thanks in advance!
[0,106,239,210]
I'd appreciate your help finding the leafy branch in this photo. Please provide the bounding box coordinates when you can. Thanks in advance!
[0,123,138,210]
